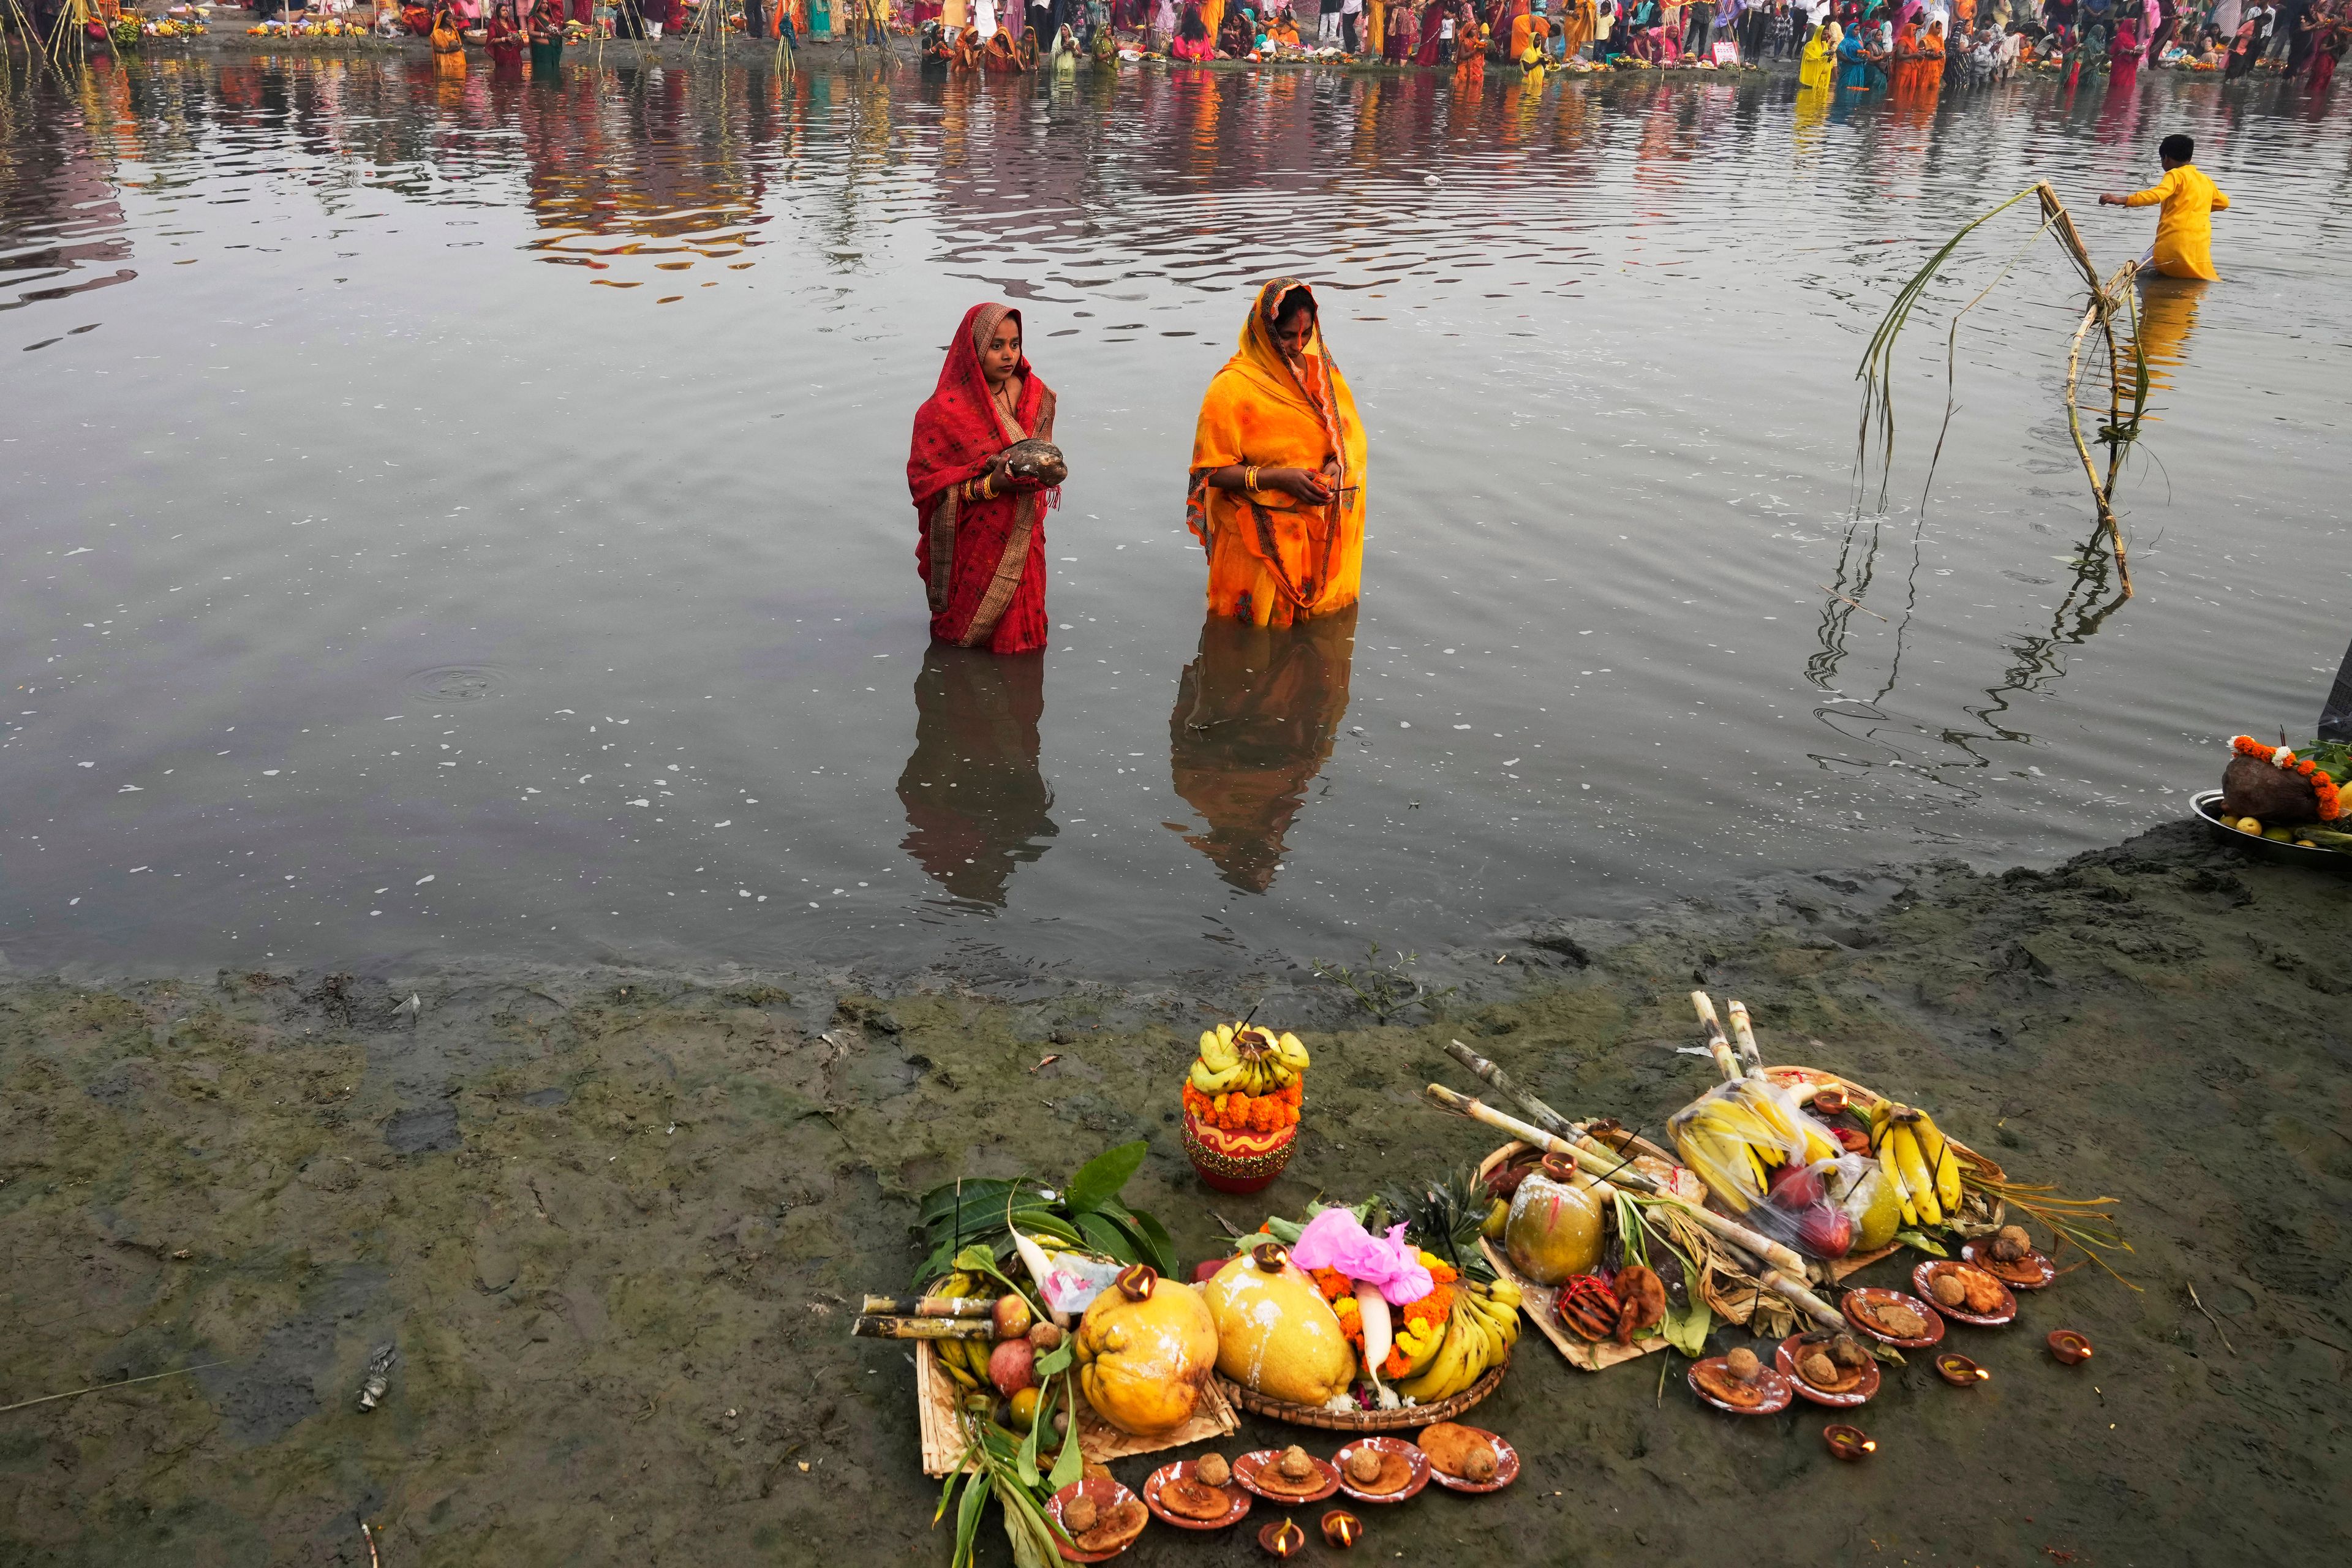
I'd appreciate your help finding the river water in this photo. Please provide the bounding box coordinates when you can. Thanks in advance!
[3,52,2345,979]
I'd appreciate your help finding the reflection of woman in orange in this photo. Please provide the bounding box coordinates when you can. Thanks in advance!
[897,646,1056,909]
[1186,280,1367,630]
[1168,607,1357,894]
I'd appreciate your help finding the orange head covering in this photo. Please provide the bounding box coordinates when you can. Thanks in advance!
[1187,281,1368,627]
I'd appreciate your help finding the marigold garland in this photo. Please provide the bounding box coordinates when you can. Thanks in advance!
[1308,1254,1458,1380]
[1182,1075,1303,1134]
[2230,734,2344,821]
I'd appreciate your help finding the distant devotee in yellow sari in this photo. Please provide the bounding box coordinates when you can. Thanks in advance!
[1186,280,1368,629]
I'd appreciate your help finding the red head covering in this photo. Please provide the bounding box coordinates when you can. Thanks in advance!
[907,303,1054,517]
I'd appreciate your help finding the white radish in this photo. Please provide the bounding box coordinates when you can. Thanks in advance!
[1355,1283,1400,1409]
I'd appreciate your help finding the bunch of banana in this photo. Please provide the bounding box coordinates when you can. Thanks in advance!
[1869,1100,1963,1228]
[1396,1277,1520,1404]
[1667,1080,1841,1213]
[1186,1023,1311,1096]
[929,1271,990,1391]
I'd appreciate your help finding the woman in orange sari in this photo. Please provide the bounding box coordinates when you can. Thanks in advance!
[1186,280,1367,629]
[983,24,1023,66]
[908,304,1060,654]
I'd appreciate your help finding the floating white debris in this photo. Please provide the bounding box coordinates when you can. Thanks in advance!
[416,875,435,885]
[119,785,143,793]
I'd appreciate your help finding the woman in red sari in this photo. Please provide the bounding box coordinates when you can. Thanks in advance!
[908,304,1060,655]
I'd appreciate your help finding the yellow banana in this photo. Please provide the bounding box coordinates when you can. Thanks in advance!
[1394,1316,1446,1378]
[1800,1121,1841,1166]
[1199,1029,1238,1071]
[1399,1308,1476,1402]
[1912,1110,1963,1212]
[1188,1060,1237,1094]
[1891,1122,1942,1226]
[1877,1133,1918,1226]
[1466,1283,1520,1349]
[1275,1031,1311,1071]
[1216,1023,1236,1050]
[1483,1275,1523,1310]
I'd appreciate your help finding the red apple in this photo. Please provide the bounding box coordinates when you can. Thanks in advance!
[1793,1204,1855,1259]
[1767,1160,1826,1210]
[988,1337,1036,1398]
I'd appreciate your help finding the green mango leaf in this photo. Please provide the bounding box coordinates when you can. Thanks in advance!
[1660,1297,1712,1359]
[918,1178,1019,1226]
[1033,1340,1074,1378]
[1074,1211,1140,1265]
[953,1242,1000,1273]
[1115,1208,1180,1280]
[1047,1373,1085,1490]
[1063,1140,1148,1215]
[1896,1228,1950,1258]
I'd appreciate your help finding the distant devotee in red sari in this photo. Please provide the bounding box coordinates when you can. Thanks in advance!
[908,304,1061,655]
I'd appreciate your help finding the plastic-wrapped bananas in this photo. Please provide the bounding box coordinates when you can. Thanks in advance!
[1870,1100,1963,1228]
[1396,1276,1520,1404]
[1186,1022,1310,1097]
[1666,1079,1842,1214]
[927,1271,990,1391]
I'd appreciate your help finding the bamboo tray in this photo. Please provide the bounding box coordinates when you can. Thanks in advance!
[1212,1359,1506,1432]
[915,1339,1238,1479]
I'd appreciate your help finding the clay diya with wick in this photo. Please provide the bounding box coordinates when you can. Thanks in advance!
[1812,1086,1852,1117]
[1935,1353,1989,1387]
[2048,1329,2095,1366]
[1256,1517,1308,1558]
[1822,1424,1876,1461]
[1320,1509,1364,1549]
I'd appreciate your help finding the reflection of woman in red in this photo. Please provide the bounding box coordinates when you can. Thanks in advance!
[907,304,1060,655]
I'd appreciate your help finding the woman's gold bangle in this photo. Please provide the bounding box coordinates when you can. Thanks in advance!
[1243,466,1259,491]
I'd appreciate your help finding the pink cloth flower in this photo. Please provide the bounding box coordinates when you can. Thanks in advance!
[1289,1210,1434,1305]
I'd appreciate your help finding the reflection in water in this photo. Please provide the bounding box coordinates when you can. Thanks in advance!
[1168,608,1356,894]
[2129,277,2204,407]
[895,646,1055,909]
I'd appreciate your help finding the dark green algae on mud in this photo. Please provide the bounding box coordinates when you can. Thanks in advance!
[1,822,2346,1567]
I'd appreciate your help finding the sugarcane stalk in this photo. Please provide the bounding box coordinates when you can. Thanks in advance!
[1442,1039,1576,1139]
[1423,1085,1811,1280]
[852,1313,995,1341]
[1724,1000,1768,1080]
[1689,992,1741,1082]
[861,1295,993,1319]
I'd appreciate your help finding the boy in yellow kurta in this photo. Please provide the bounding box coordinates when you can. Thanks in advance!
[2100,134,2230,282]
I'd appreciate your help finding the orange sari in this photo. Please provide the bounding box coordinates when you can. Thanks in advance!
[1186,279,1368,629]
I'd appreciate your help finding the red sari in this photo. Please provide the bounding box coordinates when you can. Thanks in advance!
[908,303,1058,655]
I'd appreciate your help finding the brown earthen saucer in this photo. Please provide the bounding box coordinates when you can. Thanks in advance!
[1330,1436,1431,1504]
[1912,1260,2018,1327]
[1141,1461,1251,1531]
[1231,1447,1341,1504]
[1773,1333,1881,1408]
[1841,1286,1947,1348]
[1960,1239,2058,1290]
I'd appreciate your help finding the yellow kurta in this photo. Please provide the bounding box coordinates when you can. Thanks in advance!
[2125,165,2230,282]
[1188,280,1368,630]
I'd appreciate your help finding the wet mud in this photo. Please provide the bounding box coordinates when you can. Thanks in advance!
[2,821,2346,1564]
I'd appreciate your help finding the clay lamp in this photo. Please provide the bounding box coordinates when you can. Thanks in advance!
[2047,1329,2094,1366]
[1250,1242,1290,1273]
[1320,1509,1364,1549]
[1539,1152,1579,1183]
[1812,1086,1852,1117]
[1257,1517,1308,1558]
[1822,1425,1876,1462]
[1935,1353,1990,1387]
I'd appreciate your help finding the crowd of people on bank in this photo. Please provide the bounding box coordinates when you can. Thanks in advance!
[896,0,2345,83]
[34,0,2331,80]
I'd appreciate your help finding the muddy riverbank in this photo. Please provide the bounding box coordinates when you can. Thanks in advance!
[2,820,2347,1566]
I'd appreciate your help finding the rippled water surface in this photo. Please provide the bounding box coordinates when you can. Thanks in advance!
[4,54,2347,976]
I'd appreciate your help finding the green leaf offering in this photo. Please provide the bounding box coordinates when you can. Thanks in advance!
[1032,1341,1074,1379]
[1896,1228,1950,1257]
[1061,1139,1148,1215]
[1047,1372,1085,1490]
[1660,1295,1712,1359]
